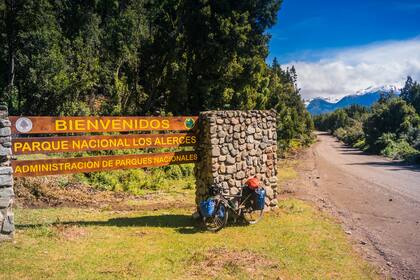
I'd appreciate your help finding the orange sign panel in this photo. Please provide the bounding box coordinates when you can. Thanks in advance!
[10,116,198,134]
[12,151,198,177]
[13,133,197,155]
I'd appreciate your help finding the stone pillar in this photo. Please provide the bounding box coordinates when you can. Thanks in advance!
[0,103,14,241]
[195,110,278,209]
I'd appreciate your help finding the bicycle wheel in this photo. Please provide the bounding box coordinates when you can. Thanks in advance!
[203,200,228,232]
[241,205,264,225]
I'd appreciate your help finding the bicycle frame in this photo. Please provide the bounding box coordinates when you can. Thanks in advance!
[213,185,255,217]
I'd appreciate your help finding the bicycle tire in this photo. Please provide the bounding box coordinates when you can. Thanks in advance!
[241,206,264,225]
[203,200,228,232]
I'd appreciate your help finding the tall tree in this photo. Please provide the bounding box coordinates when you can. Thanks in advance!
[401,76,420,115]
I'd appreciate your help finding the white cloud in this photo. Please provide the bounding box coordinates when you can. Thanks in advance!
[285,38,420,100]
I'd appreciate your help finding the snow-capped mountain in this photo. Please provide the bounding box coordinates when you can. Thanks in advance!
[354,85,399,96]
[307,85,400,115]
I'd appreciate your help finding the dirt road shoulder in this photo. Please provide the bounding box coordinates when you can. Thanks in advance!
[281,137,420,279]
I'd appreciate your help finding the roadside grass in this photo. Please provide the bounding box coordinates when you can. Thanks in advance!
[0,199,379,280]
[278,159,299,181]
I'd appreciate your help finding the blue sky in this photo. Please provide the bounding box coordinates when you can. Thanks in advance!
[268,0,420,99]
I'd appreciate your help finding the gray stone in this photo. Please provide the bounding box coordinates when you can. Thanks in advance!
[0,167,12,175]
[226,155,236,165]
[0,177,13,187]
[230,187,239,195]
[233,141,239,149]
[0,120,11,128]
[0,197,12,208]
[212,147,220,157]
[1,141,11,148]
[0,136,11,144]
[210,138,219,145]
[1,214,15,233]
[236,171,245,180]
[230,149,238,157]
[262,154,268,162]
[246,126,255,134]
[217,131,226,138]
[226,165,236,173]
[221,146,229,155]
[254,133,263,140]
[246,135,254,143]
[228,179,235,187]
[0,146,11,157]
[265,187,274,199]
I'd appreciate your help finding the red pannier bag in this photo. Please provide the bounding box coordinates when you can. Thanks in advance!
[246,177,260,190]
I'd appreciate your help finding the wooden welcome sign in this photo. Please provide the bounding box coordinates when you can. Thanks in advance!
[10,116,199,177]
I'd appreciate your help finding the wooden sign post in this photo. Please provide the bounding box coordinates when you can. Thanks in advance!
[10,116,199,177]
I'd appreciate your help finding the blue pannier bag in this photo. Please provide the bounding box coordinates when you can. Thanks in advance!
[255,188,266,210]
[216,204,225,218]
[200,199,216,218]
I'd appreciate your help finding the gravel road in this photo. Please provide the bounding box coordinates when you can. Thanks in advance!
[301,133,420,279]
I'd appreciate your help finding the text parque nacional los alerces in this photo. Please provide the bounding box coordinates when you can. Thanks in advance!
[13,134,196,154]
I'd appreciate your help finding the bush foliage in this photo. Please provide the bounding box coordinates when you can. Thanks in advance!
[313,77,420,163]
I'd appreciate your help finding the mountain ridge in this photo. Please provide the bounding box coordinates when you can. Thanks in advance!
[307,85,400,115]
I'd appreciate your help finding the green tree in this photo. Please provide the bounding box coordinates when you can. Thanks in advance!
[401,76,420,115]
[363,98,419,152]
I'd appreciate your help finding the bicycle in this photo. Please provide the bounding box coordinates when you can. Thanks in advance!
[201,183,265,232]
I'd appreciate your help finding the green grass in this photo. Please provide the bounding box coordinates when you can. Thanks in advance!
[0,199,379,280]
[278,159,299,181]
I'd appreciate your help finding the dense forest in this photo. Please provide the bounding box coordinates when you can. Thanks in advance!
[314,77,420,162]
[0,0,313,151]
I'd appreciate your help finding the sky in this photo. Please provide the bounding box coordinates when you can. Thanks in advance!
[268,0,420,100]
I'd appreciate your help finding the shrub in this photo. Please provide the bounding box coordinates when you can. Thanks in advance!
[378,133,420,160]
[333,127,347,140]
[76,163,195,195]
